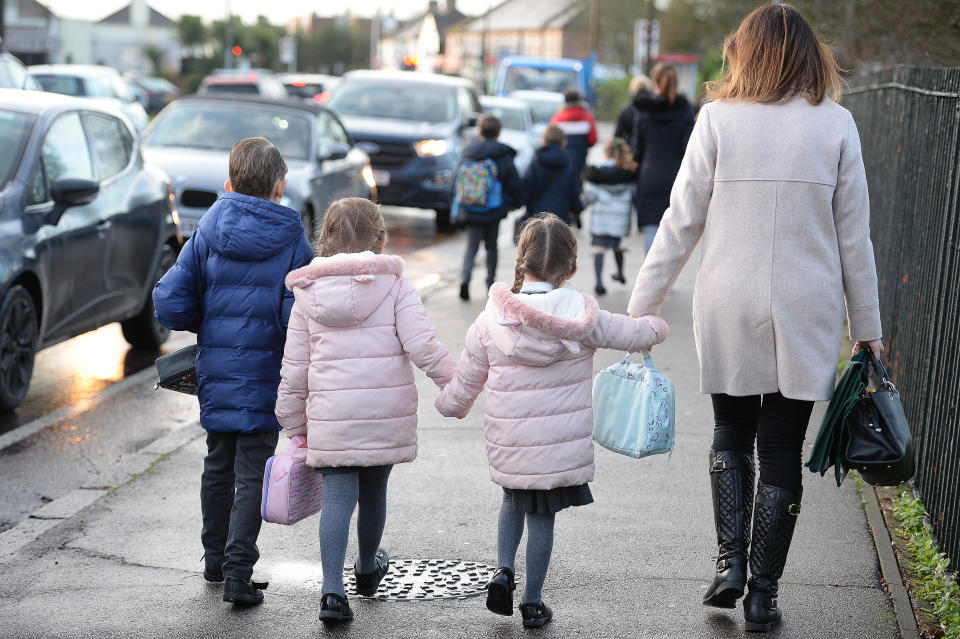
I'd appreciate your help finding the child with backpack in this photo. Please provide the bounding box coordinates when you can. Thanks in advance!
[520,126,584,229]
[153,137,314,605]
[582,138,639,295]
[274,197,455,625]
[453,115,522,301]
[435,214,668,628]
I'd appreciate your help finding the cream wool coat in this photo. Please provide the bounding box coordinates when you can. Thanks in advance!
[436,284,668,490]
[275,253,455,468]
[628,97,882,401]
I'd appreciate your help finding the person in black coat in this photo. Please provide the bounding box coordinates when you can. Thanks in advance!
[521,125,583,227]
[458,115,523,301]
[614,75,655,154]
[632,65,696,255]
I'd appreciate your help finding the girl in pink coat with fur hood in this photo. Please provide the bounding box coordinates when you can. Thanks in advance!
[275,198,455,625]
[436,214,668,628]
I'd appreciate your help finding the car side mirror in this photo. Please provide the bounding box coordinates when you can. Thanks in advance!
[48,177,99,226]
[319,142,350,162]
[466,114,479,128]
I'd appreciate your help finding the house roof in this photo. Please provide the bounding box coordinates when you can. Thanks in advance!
[451,0,582,32]
[383,3,469,41]
[15,0,53,20]
[98,2,174,27]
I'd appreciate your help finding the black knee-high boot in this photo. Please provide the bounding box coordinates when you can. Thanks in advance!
[593,253,606,295]
[612,249,626,283]
[743,482,802,633]
[703,450,755,608]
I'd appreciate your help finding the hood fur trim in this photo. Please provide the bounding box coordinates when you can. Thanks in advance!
[286,253,404,289]
[489,283,598,341]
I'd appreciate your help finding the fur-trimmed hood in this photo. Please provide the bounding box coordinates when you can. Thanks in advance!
[284,252,405,327]
[485,282,599,367]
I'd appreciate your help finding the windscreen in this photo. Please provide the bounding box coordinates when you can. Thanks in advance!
[202,83,260,95]
[481,105,526,131]
[502,66,577,95]
[518,97,562,124]
[327,81,457,124]
[34,74,85,96]
[143,103,312,160]
[0,111,34,186]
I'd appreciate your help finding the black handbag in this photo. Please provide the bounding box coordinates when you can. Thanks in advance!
[844,350,915,486]
[154,344,199,395]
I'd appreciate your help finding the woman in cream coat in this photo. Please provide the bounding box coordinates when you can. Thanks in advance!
[627,4,884,633]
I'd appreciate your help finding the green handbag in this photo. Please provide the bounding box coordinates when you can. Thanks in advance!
[805,353,865,486]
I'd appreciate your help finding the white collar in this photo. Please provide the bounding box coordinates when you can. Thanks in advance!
[519,281,555,294]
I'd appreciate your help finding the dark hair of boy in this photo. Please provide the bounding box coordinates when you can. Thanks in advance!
[512,213,578,293]
[543,125,566,147]
[563,89,582,105]
[479,115,501,140]
[229,137,288,200]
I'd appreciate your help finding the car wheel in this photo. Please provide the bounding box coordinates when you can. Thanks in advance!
[121,245,175,349]
[301,207,315,242]
[0,285,38,412]
[435,208,454,234]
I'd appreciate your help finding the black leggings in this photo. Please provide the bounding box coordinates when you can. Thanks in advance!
[711,393,814,491]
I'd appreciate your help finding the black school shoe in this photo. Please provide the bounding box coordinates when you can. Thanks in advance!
[354,548,390,597]
[222,578,265,605]
[319,593,354,625]
[459,284,470,301]
[486,567,516,616]
[519,602,553,629]
[203,563,224,583]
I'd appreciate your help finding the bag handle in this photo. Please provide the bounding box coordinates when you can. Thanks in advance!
[620,350,655,367]
[862,349,897,393]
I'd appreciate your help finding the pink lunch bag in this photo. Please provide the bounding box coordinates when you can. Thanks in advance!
[261,434,323,525]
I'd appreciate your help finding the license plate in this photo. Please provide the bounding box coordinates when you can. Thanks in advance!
[372,170,391,187]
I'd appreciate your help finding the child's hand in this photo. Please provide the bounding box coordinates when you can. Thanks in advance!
[457,413,468,420]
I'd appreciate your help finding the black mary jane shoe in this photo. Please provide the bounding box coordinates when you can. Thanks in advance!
[319,593,354,625]
[519,602,553,629]
[354,548,390,597]
[594,284,607,296]
[485,567,516,616]
[612,272,627,284]
[222,578,264,605]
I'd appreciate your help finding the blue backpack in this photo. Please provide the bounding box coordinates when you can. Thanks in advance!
[452,158,503,219]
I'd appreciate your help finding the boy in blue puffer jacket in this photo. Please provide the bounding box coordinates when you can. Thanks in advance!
[153,137,313,605]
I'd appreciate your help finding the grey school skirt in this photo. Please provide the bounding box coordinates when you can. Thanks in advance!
[503,484,594,515]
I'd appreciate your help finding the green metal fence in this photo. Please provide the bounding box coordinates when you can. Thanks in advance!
[843,67,960,564]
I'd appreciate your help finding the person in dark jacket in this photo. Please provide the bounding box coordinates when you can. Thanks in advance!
[153,137,314,605]
[632,64,696,255]
[458,115,522,301]
[521,125,583,227]
[549,89,598,178]
[613,75,654,154]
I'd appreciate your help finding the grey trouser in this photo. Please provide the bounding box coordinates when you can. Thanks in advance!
[461,222,500,287]
[200,430,279,581]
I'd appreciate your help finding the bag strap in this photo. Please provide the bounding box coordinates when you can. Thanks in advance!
[620,350,655,367]
[862,349,897,393]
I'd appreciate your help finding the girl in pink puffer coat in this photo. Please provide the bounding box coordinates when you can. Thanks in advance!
[436,214,668,629]
[275,198,455,625]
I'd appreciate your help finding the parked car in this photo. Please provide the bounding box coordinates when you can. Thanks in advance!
[325,69,482,230]
[0,89,181,411]
[140,95,374,240]
[128,75,181,114]
[0,49,41,90]
[478,95,536,177]
[197,71,288,100]
[279,73,339,104]
[496,55,596,104]
[508,90,565,141]
[29,64,150,133]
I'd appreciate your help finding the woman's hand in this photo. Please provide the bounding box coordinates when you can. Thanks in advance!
[852,339,884,358]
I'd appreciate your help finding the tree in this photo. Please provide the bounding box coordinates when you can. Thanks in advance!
[143,45,164,76]
[177,15,208,51]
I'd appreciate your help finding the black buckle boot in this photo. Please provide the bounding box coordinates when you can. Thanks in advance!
[703,450,754,608]
[743,482,802,633]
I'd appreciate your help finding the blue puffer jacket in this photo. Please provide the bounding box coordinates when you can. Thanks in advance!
[153,192,314,433]
[521,143,583,224]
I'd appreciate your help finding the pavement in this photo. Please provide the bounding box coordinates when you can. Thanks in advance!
[0,211,902,639]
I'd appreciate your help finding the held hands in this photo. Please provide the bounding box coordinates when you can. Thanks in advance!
[852,339,884,358]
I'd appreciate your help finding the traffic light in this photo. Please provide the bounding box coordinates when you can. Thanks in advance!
[401,54,417,70]
[232,46,242,57]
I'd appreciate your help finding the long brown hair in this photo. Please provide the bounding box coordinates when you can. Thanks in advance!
[604,137,638,172]
[511,213,578,293]
[705,3,841,104]
[316,197,387,257]
[652,64,678,104]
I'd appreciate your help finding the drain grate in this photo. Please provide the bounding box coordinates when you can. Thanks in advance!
[340,558,496,601]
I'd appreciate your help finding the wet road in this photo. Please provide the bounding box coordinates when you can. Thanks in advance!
[0,206,460,531]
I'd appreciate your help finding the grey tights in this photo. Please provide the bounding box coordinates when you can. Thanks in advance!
[318,466,392,597]
[497,490,556,605]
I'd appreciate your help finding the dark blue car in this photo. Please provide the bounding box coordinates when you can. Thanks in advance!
[0,89,180,411]
[325,70,482,230]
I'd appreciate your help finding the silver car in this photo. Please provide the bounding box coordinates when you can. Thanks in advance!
[140,95,375,239]
[479,95,537,176]
[29,64,149,132]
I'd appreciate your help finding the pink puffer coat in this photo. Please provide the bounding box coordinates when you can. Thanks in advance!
[436,283,669,490]
[275,253,455,468]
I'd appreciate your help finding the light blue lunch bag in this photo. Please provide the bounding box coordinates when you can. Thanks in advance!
[592,351,675,459]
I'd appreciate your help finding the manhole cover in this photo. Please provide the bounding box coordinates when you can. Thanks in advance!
[341,558,496,601]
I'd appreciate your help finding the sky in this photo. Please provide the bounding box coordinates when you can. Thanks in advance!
[40,0,503,24]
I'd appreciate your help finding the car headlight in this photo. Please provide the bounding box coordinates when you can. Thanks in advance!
[361,164,377,189]
[413,139,448,157]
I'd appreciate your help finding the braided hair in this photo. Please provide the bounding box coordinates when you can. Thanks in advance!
[511,213,578,293]
[604,137,639,172]
[316,197,387,257]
